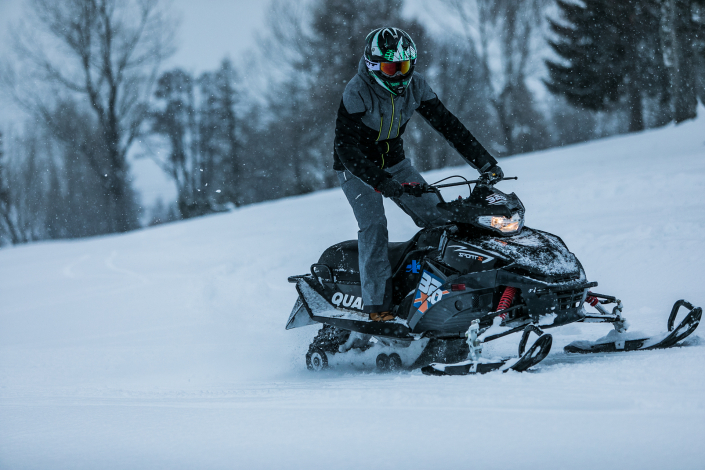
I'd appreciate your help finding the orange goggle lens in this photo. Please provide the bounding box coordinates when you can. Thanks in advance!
[380,60,411,77]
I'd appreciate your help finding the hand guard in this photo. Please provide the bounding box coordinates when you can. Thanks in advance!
[401,182,427,197]
[375,178,404,198]
[485,165,504,184]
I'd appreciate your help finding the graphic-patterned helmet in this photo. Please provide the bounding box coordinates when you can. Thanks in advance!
[364,27,417,96]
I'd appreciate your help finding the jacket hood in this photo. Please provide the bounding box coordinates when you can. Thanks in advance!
[357,56,391,99]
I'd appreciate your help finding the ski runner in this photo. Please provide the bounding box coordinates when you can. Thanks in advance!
[334,27,504,322]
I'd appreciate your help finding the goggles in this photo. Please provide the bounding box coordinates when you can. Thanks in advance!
[380,60,411,77]
[366,58,414,77]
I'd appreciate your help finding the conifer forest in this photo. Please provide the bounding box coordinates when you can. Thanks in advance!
[0,0,703,245]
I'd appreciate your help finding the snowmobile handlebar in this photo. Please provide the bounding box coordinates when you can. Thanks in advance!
[433,176,518,190]
[404,176,518,197]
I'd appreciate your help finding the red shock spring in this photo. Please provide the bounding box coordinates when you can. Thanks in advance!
[585,293,599,307]
[496,286,518,319]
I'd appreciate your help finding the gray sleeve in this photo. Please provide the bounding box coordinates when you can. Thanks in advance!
[342,77,368,114]
[413,74,437,102]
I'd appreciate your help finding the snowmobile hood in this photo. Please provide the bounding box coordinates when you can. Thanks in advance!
[471,228,583,283]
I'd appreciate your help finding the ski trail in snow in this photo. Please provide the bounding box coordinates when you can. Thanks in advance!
[105,251,149,285]
[2,110,705,469]
[62,254,90,278]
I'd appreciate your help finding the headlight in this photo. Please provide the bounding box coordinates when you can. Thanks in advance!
[477,213,524,233]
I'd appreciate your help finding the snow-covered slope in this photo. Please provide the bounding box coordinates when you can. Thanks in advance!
[1,115,705,469]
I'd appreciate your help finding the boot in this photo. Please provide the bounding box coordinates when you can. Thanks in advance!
[369,311,395,322]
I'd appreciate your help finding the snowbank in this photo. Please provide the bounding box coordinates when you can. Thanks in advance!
[1,116,704,469]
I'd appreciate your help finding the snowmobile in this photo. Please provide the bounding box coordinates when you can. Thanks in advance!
[286,173,702,375]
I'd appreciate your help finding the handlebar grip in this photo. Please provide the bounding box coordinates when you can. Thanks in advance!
[401,182,430,197]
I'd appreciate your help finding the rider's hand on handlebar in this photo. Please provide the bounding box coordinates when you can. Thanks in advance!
[376,178,404,198]
[484,165,504,184]
[401,182,427,197]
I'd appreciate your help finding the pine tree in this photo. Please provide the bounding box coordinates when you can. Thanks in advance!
[151,61,242,217]
[0,129,11,244]
[261,0,425,193]
[152,69,207,218]
[0,131,25,244]
[660,0,705,123]
[699,0,705,105]
[199,59,240,207]
[545,0,665,132]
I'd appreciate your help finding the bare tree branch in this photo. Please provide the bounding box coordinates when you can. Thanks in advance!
[3,0,177,232]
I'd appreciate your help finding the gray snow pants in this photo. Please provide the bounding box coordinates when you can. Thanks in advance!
[336,159,450,313]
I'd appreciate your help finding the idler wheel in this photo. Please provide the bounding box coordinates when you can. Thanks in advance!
[388,353,403,371]
[306,348,328,371]
[376,353,390,371]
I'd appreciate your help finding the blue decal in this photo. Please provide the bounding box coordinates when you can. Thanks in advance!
[413,270,448,314]
[406,260,421,274]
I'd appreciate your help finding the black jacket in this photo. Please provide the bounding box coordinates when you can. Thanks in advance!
[333,96,497,188]
[333,58,496,189]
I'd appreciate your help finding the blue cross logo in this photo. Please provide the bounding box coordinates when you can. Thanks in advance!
[406,260,420,274]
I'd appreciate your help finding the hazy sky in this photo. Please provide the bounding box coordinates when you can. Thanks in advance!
[0,0,433,205]
[0,0,271,204]
[166,0,269,73]
[0,0,24,58]
[0,0,269,73]
[0,0,271,132]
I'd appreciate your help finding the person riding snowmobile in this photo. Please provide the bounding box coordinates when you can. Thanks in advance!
[334,27,504,322]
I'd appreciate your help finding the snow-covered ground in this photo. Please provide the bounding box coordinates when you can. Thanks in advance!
[1,115,705,469]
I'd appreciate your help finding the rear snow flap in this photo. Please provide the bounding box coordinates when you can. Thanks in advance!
[296,278,409,326]
[286,297,317,330]
[296,278,367,322]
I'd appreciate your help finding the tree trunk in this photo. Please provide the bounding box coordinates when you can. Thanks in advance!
[661,0,698,123]
[107,173,132,233]
[106,142,134,233]
[628,81,644,132]
[494,90,514,155]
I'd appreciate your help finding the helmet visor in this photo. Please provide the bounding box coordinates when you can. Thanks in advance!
[380,60,411,77]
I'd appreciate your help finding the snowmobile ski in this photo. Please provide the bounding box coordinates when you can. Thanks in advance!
[564,300,701,354]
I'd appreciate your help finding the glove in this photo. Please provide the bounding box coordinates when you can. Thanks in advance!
[401,182,427,197]
[375,178,404,198]
[484,165,504,184]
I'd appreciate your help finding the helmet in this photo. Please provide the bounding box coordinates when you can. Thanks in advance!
[364,27,417,96]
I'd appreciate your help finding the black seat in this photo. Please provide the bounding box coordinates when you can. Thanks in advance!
[317,237,417,281]
[389,241,416,269]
